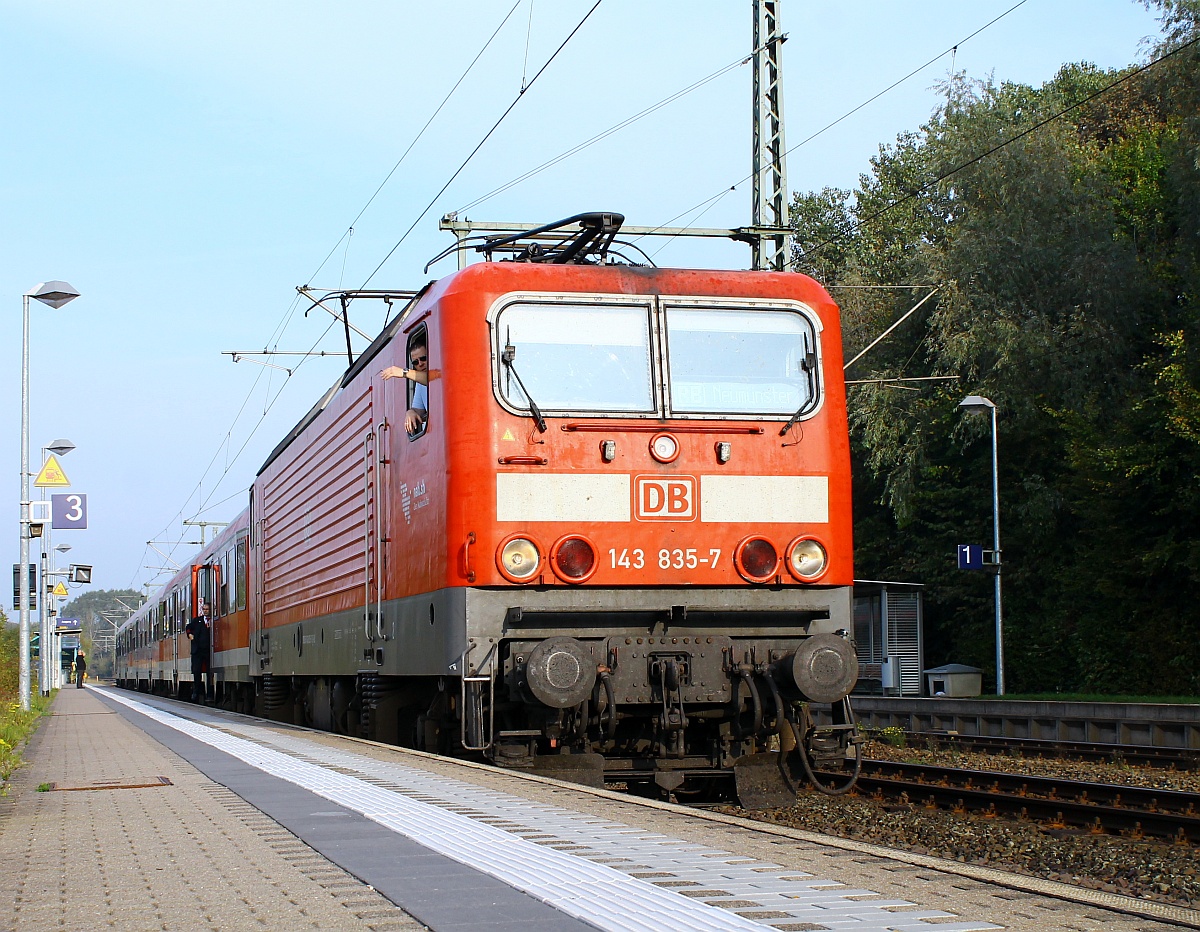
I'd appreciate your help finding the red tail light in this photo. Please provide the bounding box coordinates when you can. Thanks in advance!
[736,537,778,582]
[552,536,597,583]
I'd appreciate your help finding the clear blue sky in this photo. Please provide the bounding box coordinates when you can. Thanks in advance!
[1,0,1164,607]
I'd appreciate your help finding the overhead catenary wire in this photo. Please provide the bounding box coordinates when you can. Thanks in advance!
[454,51,750,216]
[799,32,1200,261]
[521,0,535,91]
[647,187,738,259]
[636,0,1031,246]
[357,0,606,290]
[130,7,534,593]
[130,316,343,591]
[306,1,524,286]
[843,287,940,371]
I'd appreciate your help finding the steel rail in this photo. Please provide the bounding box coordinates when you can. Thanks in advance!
[902,731,1200,770]
[821,759,1200,843]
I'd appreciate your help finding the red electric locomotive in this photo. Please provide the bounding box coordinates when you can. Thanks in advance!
[118,214,860,803]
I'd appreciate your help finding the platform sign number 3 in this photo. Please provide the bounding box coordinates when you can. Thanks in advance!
[51,493,88,530]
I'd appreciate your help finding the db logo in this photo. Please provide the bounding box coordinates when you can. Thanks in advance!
[635,476,696,521]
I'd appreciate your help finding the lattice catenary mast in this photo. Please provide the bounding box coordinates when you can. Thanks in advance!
[751,0,790,271]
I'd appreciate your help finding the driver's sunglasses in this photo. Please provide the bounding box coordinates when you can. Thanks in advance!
[410,354,428,364]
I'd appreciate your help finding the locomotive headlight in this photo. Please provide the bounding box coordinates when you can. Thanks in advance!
[787,537,828,581]
[735,537,779,583]
[551,535,597,583]
[649,432,679,463]
[499,537,541,581]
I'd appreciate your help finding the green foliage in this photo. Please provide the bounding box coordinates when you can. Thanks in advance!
[796,9,1200,696]
[875,726,907,748]
[0,622,52,789]
[0,618,18,702]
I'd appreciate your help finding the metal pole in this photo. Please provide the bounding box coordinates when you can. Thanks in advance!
[18,295,31,711]
[990,405,1004,696]
[39,525,49,695]
[751,0,790,271]
[38,464,53,696]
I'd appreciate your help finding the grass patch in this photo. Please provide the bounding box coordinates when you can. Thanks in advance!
[1,621,54,792]
[0,695,52,787]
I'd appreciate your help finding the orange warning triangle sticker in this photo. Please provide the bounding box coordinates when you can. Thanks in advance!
[34,454,70,487]
[52,582,69,597]
[501,429,516,441]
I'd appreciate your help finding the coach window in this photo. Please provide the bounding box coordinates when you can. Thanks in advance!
[494,300,655,414]
[404,326,430,439]
[235,538,248,611]
[220,550,232,615]
[664,305,820,417]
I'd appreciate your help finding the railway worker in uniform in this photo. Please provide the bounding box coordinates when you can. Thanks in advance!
[380,333,429,434]
[185,603,211,703]
[74,650,86,688]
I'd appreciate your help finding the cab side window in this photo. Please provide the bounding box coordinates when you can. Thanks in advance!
[405,327,430,440]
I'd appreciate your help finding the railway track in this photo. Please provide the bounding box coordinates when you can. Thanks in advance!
[129,690,1200,844]
[902,731,1200,770]
[819,759,1200,843]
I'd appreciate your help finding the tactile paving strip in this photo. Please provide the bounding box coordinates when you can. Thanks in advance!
[102,690,999,932]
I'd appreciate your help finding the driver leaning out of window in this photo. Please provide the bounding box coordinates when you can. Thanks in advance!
[380,334,429,433]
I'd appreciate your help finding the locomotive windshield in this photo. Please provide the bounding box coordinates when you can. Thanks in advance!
[665,306,818,416]
[493,297,820,418]
[496,301,656,413]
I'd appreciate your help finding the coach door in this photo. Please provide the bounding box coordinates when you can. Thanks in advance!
[193,562,217,668]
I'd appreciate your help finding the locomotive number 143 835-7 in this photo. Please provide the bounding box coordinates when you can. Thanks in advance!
[608,548,722,570]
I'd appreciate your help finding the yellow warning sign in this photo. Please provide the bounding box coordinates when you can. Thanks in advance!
[34,454,70,487]
[501,429,516,441]
[52,582,68,597]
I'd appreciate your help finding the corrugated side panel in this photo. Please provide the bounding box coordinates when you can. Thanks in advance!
[885,592,922,696]
[261,387,373,623]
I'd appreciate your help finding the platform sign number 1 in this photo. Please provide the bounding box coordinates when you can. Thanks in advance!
[51,493,88,530]
[957,544,984,570]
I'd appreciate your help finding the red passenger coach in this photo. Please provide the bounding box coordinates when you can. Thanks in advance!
[121,215,862,803]
[116,510,251,705]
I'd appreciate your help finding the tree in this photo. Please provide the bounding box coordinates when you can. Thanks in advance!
[794,3,1200,694]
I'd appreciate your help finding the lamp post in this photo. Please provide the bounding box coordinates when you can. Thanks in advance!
[19,282,80,711]
[959,394,1004,696]
[38,440,75,696]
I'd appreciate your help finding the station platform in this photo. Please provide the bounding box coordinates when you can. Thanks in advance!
[0,686,1195,932]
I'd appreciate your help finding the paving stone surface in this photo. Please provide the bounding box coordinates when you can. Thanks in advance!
[253,714,1194,932]
[4,686,1194,932]
[0,687,426,932]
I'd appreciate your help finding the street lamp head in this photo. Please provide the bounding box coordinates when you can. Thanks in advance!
[55,543,72,553]
[26,281,80,309]
[46,438,75,456]
[958,394,996,415]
